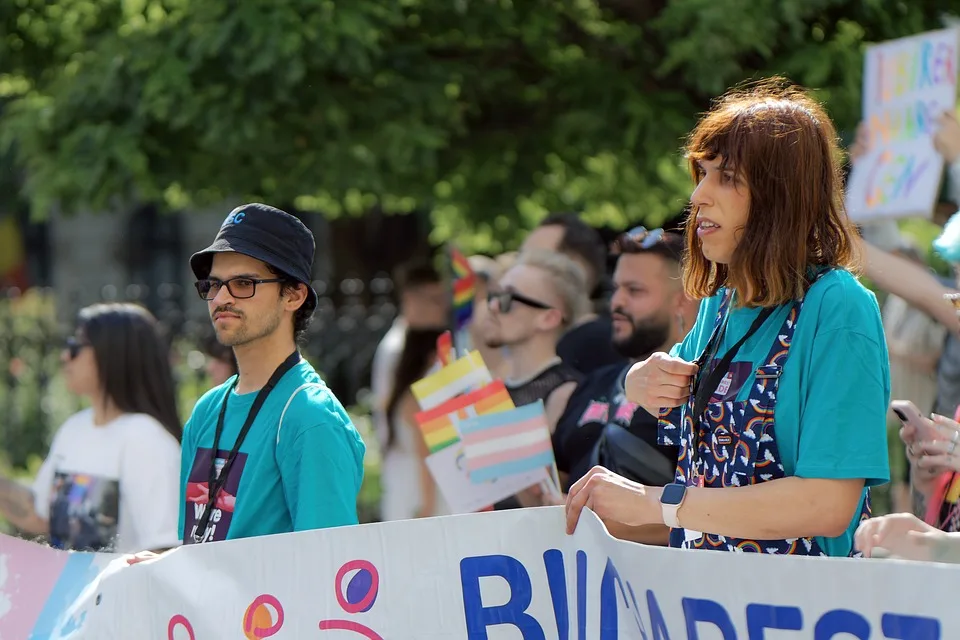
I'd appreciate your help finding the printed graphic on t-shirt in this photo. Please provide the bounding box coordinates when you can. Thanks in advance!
[47,472,120,551]
[576,394,640,429]
[707,361,754,403]
[183,448,249,544]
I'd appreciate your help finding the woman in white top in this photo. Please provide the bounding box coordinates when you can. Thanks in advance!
[379,327,450,521]
[0,303,182,553]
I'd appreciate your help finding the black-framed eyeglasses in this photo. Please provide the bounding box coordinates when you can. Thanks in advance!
[488,290,554,314]
[626,226,665,248]
[194,277,285,301]
[65,336,90,360]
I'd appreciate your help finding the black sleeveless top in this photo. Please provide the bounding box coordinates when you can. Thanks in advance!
[505,360,582,407]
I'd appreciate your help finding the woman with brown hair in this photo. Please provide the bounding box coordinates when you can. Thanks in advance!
[564,79,891,557]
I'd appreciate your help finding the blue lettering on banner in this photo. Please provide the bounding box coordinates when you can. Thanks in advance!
[459,551,943,639]
[543,550,569,639]
[460,555,546,640]
[814,610,871,639]
[683,598,737,639]
[746,604,803,638]
[577,550,587,640]
[881,613,941,639]
[647,590,671,640]
[599,558,647,639]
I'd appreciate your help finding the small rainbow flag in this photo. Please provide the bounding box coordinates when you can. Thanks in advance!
[450,246,476,330]
[411,350,491,410]
[414,380,515,452]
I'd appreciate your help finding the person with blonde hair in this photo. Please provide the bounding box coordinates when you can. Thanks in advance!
[481,250,590,508]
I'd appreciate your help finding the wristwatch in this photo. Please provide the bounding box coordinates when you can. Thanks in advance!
[659,483,687,529]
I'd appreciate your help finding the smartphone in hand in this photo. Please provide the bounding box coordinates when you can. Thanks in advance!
[891,400,942,441]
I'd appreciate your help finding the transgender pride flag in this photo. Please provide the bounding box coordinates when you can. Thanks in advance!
[459,401,555,484]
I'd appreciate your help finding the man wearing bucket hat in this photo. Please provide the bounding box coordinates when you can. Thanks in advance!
[176,203,366,545]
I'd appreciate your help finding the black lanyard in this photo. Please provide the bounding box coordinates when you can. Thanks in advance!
[690,301,776,426]
[191,350,301,543]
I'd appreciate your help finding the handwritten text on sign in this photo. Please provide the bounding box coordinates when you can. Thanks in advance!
[846,28,959,221]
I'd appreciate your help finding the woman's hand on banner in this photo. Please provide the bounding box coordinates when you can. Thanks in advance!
[563,465,659,535]
[855,513,945,562]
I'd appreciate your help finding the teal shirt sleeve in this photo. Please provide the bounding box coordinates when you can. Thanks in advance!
[277,390,366,530]
[793,281,891,487]
[670,296,712,361]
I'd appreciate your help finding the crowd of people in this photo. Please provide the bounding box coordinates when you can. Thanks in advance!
[3,78,960,570]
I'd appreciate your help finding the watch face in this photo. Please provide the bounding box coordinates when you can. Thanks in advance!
[661,483,686,506]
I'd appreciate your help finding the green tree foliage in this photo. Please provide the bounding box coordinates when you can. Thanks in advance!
[0,0,950,252]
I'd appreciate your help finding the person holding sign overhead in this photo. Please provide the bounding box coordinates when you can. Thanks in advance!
[564,79,891,557]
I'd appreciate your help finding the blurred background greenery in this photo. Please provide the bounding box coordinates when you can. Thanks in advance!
[1,0,958,533]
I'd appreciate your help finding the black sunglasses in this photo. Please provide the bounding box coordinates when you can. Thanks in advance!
[488,290,554,314]
[194,276,285,301]
[65,336,90,360]
[626,226,665,248]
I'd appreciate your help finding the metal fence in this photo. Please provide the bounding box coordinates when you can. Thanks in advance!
[0,276,398,472]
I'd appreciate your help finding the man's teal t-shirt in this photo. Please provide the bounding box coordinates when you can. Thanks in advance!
[178,359,366,543]
[667,269,891,557]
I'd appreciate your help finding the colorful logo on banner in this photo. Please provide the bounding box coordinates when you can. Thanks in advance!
[165,560,381,639]
[319,559,382,639]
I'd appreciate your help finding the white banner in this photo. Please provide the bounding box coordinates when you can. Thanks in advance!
[846,28,960,221]
[4,507,959,639]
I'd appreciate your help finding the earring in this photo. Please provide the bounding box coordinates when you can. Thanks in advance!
[676,313,685,334]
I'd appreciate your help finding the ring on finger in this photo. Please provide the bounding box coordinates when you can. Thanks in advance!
[951,441,957,454]
[907,444,917,458]
[952,429,960,444]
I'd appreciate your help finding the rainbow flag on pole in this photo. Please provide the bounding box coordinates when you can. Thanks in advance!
[413,380,515,453]
[460,401,555,484]
[450,246,476,331]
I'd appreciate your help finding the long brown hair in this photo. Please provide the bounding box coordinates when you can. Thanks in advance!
[384,327,444,450]
[683,78,860,307]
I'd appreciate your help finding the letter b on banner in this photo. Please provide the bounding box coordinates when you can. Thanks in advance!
[461,555,545,640]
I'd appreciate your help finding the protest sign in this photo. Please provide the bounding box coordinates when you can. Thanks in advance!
[846,28,960,221]
[5,507,957,639]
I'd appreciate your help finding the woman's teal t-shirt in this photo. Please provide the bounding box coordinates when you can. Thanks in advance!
[667,269,892,557]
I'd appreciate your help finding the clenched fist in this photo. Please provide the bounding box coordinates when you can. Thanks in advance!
[624,352,698,413]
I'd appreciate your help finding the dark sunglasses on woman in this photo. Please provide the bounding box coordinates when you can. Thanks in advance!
[65,336,90,360]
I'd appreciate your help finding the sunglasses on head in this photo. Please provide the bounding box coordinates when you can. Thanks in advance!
[626,226,666,248]
[65,336,90,360]
[487,290,554,315]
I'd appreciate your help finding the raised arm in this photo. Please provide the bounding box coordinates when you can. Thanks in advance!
[861,240,958,333]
